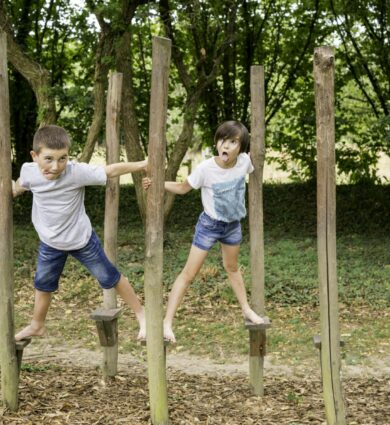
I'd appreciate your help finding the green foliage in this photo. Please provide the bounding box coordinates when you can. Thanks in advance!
[6,0,390,188]
[21,363,59,372]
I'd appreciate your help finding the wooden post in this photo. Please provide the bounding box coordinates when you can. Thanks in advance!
[0,31,20,411]
[314,46,347,425]
[144,36,171,425]
[248,65,267,395]
[102,72,123,378]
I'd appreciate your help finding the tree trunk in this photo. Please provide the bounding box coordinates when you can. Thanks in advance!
[0,3,55,125]
[116,29,147,221]
[79,28,114,163]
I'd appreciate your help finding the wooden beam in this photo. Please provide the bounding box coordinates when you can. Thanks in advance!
[102,72,123,377]
[144,36,171,425]
[314,45,347,425]
[248,65,267,396]
[0,30,19,411]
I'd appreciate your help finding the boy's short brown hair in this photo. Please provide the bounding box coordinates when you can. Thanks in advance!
[214,121,250,153]
[32,125,71,153]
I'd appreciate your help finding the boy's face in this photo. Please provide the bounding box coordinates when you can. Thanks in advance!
[216,137,241,167]
[31,147,69,180]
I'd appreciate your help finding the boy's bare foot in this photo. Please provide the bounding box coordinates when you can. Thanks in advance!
[243,308,265,325]
[136,309,146,340]
[163,321,176,343]
[15,324,46,342]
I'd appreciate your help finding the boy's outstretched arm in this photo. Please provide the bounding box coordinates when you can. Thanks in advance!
[12,179,27,198]
[105,159,148,178]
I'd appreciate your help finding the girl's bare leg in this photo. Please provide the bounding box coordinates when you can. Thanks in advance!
[115,275,146,339]
[221,243,264,324]
[164,245,209,342]
[15,289,52,341]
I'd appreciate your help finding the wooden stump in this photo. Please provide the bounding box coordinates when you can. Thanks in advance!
[15,338,32,372]
[90,308,122,347]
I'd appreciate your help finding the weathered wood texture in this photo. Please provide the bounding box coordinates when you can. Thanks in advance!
[144,36,171,425]
[15,338,31,372]
[0,31,19,411]
[248,65,267,396]
[102,72,123,377]
[314,46,347,425]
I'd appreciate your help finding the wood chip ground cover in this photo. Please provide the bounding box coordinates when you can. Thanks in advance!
[1,362,389,424]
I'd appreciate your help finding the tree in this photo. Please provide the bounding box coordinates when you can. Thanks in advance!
[158,0,237,218]
[329,0,390,180]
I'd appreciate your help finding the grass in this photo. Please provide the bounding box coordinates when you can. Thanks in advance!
[12,182,390,367]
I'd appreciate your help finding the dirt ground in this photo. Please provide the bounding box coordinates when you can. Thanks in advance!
[1,339,389,424]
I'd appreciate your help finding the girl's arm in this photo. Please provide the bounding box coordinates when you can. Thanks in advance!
[164,180,192,195]
[105,159,148,178]
[142,178,192,195]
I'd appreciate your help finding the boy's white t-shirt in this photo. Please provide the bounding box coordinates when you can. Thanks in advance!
[187,153,254,223]
[20,161,107,250]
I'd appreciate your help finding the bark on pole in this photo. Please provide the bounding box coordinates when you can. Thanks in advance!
[144,36,171,425]
[248,65,266,396]
[0,31,19,411]
[103,72,123,377]
[314,46,347,425]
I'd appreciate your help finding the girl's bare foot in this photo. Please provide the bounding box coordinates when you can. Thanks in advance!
[243,308,265,325]
[15,324,46,341]
[163,320,176,343]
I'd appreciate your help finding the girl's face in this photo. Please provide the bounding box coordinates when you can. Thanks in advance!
[215,137,241,168]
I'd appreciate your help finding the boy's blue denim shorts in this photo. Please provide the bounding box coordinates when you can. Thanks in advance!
[192,212,242,251]
[34,230,121,292]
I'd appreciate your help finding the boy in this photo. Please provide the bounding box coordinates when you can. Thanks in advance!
[143,120,264,342]
[13,125,146,341]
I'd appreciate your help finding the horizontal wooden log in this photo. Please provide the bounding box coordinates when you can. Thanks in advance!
[15,338,32,350]
[244,316,272,330]
[90,307,122,321]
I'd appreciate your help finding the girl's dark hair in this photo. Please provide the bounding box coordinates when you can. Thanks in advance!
[32,125,71,153]
[214,121,250,153]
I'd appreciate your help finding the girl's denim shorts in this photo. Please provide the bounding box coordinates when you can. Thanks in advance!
[34,230,121,292]
[192,212,242,251]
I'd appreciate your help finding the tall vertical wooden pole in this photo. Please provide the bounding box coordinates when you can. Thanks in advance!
[248,65,266,395]
[0,31,20,411]
[314,46,346,425]
[103,72,123,377]
[144,36,171,425]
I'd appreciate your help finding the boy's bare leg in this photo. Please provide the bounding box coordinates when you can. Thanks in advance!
[221,243,265,324]
[15,289,52,341]
[115,275,146,340]
[164,245,208,342]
